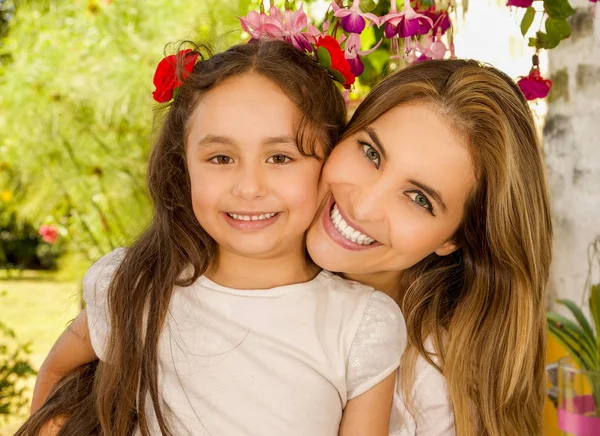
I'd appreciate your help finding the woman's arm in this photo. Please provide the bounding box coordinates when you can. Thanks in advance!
[30,309,97,414]
[339,371,396,436]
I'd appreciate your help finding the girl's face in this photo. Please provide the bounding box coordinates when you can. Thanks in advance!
[307,103,476,276]
[186,73,323,262]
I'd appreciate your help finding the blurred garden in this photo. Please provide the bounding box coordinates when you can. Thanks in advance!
[0,0,599,435]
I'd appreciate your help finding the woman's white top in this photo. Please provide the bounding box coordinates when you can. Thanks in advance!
[83,248,406,436]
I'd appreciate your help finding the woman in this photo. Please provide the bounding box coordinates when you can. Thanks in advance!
[307,59,552,436]
[20,59,551,436]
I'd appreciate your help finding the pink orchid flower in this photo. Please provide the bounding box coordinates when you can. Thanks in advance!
[332,0,380,34]
[343,32,382,76]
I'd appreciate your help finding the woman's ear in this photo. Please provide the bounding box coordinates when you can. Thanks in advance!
[435,240,459,257]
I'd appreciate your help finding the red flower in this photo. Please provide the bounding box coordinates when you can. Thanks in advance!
[152,49,199,103]
[517,68,552,100]
[39,225,59,244]
[315,36,355,88]
[506,0,534,7]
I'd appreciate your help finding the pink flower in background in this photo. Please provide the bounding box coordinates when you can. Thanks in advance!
[422,9,452,35]
[343,32,382,76]
[517,68,553,100]
[332,0,380,34]
[380,0,402,38]
[506,0,534,7]
[382,1,433,38]
[39,225,59,244]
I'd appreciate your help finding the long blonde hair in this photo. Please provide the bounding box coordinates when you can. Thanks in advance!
[344,60,552,435]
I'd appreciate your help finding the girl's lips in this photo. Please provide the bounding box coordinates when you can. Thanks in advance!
[223,212,281,231]
[321,196,381,251]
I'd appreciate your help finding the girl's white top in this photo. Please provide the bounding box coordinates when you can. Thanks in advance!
[390,341,456,436]
[84,248,406,436]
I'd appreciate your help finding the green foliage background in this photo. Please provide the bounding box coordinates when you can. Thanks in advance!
[0,0,257,265]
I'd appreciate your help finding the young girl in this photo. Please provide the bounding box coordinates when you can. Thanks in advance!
[24,40,405,436]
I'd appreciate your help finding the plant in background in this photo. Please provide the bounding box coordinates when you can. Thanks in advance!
[0,303,36,421]
[547,236,600,417]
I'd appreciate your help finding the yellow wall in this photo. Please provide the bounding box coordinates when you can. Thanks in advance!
[544,335,566,436]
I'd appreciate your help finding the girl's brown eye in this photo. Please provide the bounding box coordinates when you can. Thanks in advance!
[210,155,232,164]
[267,154,291,164]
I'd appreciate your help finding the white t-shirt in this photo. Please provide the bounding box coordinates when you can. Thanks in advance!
[390,340,455,436]
[83,248,406,436]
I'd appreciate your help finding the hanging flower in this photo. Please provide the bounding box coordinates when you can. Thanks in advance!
[152,49,199,103]
[39,225,59,244]
[380,0,402,38]
[343,33,382,76]
[506,0,534,7]
[517,68,553,100]
[331,0,380,34]
[315,36,355,88]
[422,9,452,35]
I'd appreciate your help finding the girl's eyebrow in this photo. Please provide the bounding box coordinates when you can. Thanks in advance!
[196,135,296,148]
[364,127,387,159]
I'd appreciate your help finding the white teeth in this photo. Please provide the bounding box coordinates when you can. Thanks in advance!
[329,204,375,245]
[228,212,277,221]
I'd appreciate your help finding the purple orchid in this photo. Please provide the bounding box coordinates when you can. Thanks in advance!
[332,0,380,34]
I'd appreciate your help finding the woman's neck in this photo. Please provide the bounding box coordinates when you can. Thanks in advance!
[205,248,320,290]
[344,271,403,304]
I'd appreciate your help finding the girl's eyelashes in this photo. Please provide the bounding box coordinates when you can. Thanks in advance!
[209,155,233,164]
[406,191,435,216]
[267,154,292,164]
[358,140,381,168]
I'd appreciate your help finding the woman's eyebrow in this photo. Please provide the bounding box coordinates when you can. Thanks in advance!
[365,127,387,159]
[408,179,448,212]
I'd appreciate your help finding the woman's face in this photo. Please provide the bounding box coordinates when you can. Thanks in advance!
[307,103,476,276]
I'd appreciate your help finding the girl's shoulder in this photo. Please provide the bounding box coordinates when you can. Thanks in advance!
[82,248,126,299]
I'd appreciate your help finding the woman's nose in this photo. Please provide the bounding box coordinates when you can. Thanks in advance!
[347,182,388,224]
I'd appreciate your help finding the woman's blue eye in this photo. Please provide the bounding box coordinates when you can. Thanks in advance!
[267,154,291,164]
[360,141,380,167]
[407,191,434,214]
[209,155,233,164]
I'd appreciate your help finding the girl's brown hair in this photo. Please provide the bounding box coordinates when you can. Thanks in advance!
[343,59,552,435]
[16,39,346,436]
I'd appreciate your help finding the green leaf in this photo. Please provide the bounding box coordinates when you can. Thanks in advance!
[534,31,561,49]
[547,311,597,359]
[557,298,596,342]
[316,46,332,69]
[528,37,538,47]
[548,322,595,371]
[544,0,576,20]
[329,69,346,85]
[521,7,536,36]
[590,284,600,356]
[545,18,571,42]
[359,0,377,12]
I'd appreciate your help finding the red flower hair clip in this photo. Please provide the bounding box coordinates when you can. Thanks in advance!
[152,49,199,103]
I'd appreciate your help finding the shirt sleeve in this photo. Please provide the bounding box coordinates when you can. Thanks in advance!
[82,247,126,361]
[346,291,406,400]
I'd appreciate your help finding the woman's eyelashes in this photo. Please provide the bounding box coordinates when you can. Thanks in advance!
[406,191,435,216]
[208,154,293,165]
[359,141,381,168]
